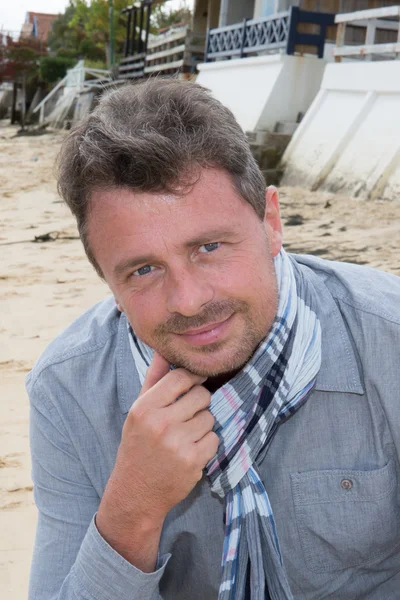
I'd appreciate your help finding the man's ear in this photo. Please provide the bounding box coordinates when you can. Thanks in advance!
[264,186,283,257]
[114,298,124,313]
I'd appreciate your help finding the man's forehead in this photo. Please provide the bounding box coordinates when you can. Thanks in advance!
[90,175,251,226]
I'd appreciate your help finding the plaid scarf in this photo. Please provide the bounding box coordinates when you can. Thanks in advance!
[128,249,321,600]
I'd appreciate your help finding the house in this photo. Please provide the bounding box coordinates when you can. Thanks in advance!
[20,11,58,45]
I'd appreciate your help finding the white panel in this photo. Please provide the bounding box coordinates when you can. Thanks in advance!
[197,55,284,132]
[283,60,400,201]
[282,90,365,188]
[323,94,400,197]
[197,54,326,133]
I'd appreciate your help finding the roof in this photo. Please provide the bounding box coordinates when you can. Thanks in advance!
[20,12,59,42]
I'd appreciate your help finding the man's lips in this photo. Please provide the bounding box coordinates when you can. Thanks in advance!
[172,314,235,347]
[177,317,232,336]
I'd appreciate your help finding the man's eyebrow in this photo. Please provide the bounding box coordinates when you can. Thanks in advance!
[183,229,237,247]
[113,229,237,277]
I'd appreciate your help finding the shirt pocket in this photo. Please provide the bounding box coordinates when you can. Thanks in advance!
[290,459,400,573]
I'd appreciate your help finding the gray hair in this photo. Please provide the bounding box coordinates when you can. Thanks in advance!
[57,78,266,277]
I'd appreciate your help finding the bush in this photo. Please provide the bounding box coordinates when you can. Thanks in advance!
[39,56,76,84]
[56,48,79,59]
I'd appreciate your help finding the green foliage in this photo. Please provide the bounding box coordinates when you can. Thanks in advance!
[48,0,128,65]
[46,1,194,67]
[47,3,82,56]
[39,56,76,83]
[78,37,106,62]
[69,0,127,58]
[84,59,108,70]
[56,48,79,59]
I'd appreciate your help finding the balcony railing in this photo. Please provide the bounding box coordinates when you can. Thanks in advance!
[205,7,335,61]
[333,6,400,61]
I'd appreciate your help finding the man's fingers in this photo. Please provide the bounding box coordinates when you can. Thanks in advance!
[169,385,211,422]
[140,351,170,396]
[195,431,220,465]
[139,352,207,409]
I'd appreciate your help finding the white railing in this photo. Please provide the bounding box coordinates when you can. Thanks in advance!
[33,61,111,125]
[334,6,400,61]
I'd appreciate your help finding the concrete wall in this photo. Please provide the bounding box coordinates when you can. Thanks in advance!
[281,60,400,201]
[227,0,255,24]
[193,0,221,32]
[197,53,326,133]
[208,0,220,28]
[192,0,208,33]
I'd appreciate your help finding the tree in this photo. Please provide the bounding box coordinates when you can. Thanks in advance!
[47,1,194,68]
[151,0,192,32]
[0,37,43,128]
[68,0,128,65]
[47,3,82,58]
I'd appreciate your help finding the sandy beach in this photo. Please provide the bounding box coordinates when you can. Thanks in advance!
[0,119,399,599]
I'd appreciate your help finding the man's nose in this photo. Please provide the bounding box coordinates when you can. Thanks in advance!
[166,267,214,317]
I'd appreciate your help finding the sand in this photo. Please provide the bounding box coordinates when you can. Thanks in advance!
[0,119,399,599]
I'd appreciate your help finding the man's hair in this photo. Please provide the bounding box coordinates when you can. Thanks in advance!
[57,78,266,277]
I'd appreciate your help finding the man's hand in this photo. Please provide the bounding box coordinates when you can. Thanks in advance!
[96,352,219,572]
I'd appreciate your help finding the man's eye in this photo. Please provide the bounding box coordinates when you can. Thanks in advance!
[133,265,154,277]
[199,242,220,253]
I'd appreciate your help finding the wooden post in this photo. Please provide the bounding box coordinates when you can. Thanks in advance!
[240,18,247,58]
[144,2,152,55]
[20,73,26,130]
[365,21,375,61]
[205,26,210,62]
[11,81,18,125]
[125,10,132,57]
[138,4,145,54]
[397,18,400,59]
[335,22,346,62]
[132,7,138,55]
[286,6,299,56]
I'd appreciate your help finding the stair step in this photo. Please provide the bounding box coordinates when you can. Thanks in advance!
[274,121,298,136]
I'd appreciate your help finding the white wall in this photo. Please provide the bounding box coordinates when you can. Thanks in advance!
[196,53,326,133]
[281,61,400,201]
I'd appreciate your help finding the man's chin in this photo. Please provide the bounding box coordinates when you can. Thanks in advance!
[164,343,255,378]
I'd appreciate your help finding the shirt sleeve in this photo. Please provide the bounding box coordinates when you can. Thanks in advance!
[28,377,170,600]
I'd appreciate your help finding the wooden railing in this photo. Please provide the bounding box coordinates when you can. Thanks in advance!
[118,53,147,80]
[144,26,205,76]
[334,6,400,61]
[205,7,335,61]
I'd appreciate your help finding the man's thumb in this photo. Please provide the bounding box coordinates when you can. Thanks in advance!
[140,351,170,395]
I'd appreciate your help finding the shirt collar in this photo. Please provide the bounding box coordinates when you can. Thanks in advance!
[297,261,364,395]
[117,311,142,414]
[117,262,364,414]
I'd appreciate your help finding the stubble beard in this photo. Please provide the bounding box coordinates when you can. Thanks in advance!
[151,297,278,378]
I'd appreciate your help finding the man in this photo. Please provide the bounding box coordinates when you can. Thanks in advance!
[27,79,400,600]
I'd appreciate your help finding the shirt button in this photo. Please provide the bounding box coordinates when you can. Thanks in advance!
[341,478,353,490]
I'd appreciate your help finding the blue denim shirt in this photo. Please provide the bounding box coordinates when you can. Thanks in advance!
[27,254,400,600]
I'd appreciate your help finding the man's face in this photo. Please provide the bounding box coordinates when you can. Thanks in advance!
[88,168,282,377]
